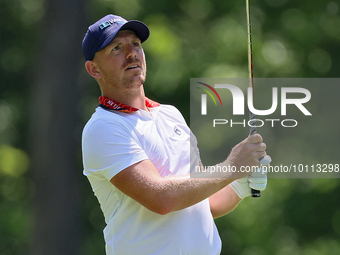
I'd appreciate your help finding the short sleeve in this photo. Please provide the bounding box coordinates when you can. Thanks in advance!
[82,117,148,181]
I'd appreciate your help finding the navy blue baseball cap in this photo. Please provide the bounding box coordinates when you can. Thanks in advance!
[82,14,150,61]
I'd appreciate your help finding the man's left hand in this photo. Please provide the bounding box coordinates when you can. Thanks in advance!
[230,155,271,199]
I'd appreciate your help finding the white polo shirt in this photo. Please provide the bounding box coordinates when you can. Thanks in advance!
[82,102,221,255]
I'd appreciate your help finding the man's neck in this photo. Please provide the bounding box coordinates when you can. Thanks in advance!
[102,86,148,111]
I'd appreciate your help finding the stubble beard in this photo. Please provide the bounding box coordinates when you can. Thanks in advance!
[122,70,146,89]
[102,63,147,90]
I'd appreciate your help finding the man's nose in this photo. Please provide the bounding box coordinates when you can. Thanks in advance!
[125,44,137,59]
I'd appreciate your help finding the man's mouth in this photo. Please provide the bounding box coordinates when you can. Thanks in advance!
[126,65,139,70]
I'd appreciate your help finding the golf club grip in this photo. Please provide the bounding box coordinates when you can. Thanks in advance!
[250,151,261,197]
[249,113,261,198]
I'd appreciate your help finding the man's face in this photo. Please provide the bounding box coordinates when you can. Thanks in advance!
[93,30,147,90]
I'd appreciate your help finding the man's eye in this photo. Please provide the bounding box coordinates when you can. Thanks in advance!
[132,42,140,47]
[112,46,120,51]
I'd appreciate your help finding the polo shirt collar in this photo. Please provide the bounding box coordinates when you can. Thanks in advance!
[99,96,160,113]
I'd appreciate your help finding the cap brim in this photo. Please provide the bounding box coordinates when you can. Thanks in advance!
[97,20,149,53]
[120,20,150,43]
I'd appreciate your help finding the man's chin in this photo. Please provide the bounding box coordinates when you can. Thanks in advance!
[123,76,146,88]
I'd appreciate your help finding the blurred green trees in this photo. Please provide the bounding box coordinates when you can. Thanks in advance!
[0,0,339,254]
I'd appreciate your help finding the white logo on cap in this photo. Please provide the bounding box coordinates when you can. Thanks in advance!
[99,19,126,29]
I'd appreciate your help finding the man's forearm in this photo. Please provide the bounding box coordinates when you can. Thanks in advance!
[159,174,235,214]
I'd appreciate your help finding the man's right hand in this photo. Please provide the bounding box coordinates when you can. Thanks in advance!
[223,133,267,179]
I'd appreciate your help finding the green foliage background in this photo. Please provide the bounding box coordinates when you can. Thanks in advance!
[0,0,339,254]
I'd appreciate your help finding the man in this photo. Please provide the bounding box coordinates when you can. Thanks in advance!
[81,14,270,255]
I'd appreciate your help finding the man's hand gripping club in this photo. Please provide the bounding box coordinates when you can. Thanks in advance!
[228,134,272,199]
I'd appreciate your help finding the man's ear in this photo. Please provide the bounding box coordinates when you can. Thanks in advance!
[85,60,101,79]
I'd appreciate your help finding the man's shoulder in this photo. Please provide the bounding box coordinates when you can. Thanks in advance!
[158,104,187,124]
[85,106,113,122]
[158,104,183,117]
[83,107,128,133]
